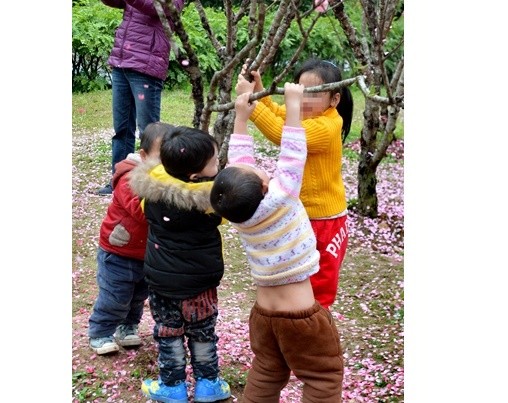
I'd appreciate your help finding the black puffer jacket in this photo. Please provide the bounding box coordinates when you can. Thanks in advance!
[130,160,224,299]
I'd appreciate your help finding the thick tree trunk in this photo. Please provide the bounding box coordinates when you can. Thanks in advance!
[357,156,379,218]
[357,99,381,217]
[357,95,402,218]
[214,110,235,168]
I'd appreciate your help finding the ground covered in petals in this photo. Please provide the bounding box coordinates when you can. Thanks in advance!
[72,129,404,402]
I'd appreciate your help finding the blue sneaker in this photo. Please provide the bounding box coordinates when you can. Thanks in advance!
[194,377,231,402]
[141,378,188,403]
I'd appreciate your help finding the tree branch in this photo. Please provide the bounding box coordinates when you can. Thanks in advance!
[212,77,358,112]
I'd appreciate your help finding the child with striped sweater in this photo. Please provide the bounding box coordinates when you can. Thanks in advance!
[237,59,354,309]
[210,82,344,402]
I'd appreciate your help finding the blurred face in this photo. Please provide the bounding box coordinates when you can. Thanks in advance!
[299,72,339,119]
[196,146,220,179]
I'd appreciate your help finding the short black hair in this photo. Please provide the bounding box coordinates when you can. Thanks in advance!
[210,166,265,223]
[160,126,218,182]
[140,122,172,153]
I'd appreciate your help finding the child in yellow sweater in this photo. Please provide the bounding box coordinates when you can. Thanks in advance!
[236,58,354,309]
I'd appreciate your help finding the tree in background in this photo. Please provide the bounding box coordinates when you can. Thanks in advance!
[157,0,328,166]
[159,0,403,218]
[72,0,404,218]
[330,0,404,217]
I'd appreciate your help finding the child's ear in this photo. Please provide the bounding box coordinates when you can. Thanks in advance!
[331,93,341,108]
[189,173,199,181]
[139,149,148,162]
[262,181,269,195]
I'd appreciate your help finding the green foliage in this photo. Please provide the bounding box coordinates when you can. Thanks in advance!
[72,0,122,92]
[222,365,248,389]
[383,14,404,79]
[271,14,354,79]
[72,370,106,402]
[72,3,367,93]
[170,4,230,84]
[343,147,360,161]
[71,0,404,145]
[340,0,404,79]
[347,197,358,210]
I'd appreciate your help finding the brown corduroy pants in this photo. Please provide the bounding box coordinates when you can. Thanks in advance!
[242,301,343,403]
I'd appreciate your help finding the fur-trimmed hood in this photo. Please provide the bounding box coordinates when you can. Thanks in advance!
[129,159,214,212]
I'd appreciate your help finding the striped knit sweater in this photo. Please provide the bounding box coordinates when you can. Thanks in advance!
[228,126,320,286]
[249,96,347,219]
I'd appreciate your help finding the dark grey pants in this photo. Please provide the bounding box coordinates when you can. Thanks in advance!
[149,288,220,385]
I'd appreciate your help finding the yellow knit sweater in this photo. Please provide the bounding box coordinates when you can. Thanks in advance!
[250,97,347,218]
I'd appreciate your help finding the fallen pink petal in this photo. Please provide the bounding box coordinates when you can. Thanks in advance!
[73,129,404,402]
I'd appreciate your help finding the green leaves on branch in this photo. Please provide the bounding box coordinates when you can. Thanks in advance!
[72,0,122,92]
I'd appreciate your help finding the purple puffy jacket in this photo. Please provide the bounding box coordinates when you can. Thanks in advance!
[102,0,185,81]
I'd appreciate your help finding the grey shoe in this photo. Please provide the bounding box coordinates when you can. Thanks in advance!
[114,324,142,347]
[89,335,120,355]
[96,183,113,195]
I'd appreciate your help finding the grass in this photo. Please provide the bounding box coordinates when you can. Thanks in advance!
[72,87,197,131]
[72,87,404,402]
[72,84,403,143]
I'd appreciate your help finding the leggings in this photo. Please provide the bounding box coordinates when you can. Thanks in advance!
[243,301,343,403]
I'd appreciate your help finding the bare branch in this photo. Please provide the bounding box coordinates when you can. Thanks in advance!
[158,0,206,128]
[380,0,399,39]
[212,77,359,112]
[194,0,223,52]
[250,0,292,74]
[390,56,404,93]
[211,72,405,113]
[382,36,404,62]
[154,0,178,56]
[360,0,378,44]
[233,0,251,24]
[375,0,401,97]
[224,0,235,55]
[330,0,373,81]
[357,75,398,105]
[271,8,322,87]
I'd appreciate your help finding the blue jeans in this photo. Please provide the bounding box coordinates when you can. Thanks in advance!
[149,289,220,385]
[88,247,149,338]
[110,67,163,174]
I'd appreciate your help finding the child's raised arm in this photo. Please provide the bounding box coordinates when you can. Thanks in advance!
[283,83,304,128]
[272,83,306,199]
[233,92,256,135]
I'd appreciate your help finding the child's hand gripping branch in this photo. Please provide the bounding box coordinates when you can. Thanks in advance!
[233,91,257,135]
[282,82,304,127]
[234,81,304,133]
[236,62,264,96]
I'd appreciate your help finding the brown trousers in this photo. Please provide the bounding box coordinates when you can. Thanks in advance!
[242,301,343,403]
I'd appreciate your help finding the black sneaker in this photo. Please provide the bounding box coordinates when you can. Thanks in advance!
[96,183,113,195]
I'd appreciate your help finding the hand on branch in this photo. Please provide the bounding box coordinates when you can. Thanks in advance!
[236,62,264,95]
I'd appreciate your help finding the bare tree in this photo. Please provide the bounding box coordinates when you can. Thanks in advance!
[156,0,327,165]
[330,0,404,217]
[155,0,404,217]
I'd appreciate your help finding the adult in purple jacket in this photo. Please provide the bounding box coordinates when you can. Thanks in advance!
[96,0,185,195]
